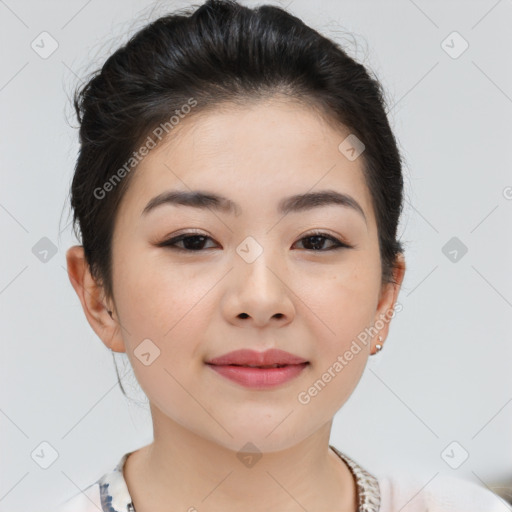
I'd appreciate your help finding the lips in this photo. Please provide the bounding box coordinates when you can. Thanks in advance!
[205,348,308,367]
[205,348,309,389]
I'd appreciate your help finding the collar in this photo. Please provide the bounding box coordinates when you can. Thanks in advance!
[330,444,381,512]
[98,451,134,512]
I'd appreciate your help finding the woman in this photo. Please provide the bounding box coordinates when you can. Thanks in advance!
[59,0,502,510]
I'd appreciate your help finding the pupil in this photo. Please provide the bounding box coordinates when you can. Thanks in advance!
[306,236,324,250]
[184,235,206,250]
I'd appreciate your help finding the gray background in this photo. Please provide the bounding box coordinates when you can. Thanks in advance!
[1,0,511,510]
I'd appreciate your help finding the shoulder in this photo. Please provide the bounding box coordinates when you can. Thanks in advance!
[52,482,102,512]
[377,472,504,512]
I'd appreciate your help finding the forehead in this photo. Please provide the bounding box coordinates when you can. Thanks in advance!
[119,97,374,224]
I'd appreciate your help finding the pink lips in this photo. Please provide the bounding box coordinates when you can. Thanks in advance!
[205,348,309,389]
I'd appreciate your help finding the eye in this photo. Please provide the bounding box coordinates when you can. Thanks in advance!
[293,231,353,251]
[157,231,218,252]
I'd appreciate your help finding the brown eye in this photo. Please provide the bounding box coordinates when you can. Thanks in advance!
[158,233,218,251]
[293,232,352,251]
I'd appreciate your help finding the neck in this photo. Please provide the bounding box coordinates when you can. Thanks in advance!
[124,411,358,512]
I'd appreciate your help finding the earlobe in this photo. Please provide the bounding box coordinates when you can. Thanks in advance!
[65,245,126,353]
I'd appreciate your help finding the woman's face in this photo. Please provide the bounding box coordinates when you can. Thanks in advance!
[103,98,402,452]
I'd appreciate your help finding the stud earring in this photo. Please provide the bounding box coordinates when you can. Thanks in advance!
[373,335,383,355]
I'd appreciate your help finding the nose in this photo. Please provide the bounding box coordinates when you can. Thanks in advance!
[222,250,295,328]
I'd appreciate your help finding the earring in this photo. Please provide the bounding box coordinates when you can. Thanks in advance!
[373,335,383,355]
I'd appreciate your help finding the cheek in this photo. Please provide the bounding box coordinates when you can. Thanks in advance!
[299,255,379,403]
[112,248,214,367]
[301,295,372,414]
[116,288,204,423]
[113,243,208,338]
[302,256,380,344]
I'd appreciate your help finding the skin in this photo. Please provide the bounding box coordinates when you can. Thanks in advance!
[66,96,406,512]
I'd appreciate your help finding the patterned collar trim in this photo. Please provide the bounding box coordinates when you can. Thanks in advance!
[98,452,134,512]
[98,446,381,512]
[330,444,381,512]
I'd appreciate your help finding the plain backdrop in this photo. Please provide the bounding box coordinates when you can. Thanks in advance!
[1,0,511,510]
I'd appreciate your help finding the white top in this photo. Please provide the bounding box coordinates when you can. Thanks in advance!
[53,445,504,512]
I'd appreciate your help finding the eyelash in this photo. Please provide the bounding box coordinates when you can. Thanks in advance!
[156,230,353,252]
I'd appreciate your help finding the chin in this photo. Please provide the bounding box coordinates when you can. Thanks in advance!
[204,424,312,455]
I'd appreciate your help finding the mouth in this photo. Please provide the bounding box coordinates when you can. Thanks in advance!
[205,362,310,388]
[204,348,309,388]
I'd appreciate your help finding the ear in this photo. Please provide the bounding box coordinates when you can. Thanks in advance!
[65,245,126,353]
[372,252,406,351]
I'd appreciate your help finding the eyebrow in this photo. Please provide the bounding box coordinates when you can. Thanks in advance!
[141,189,367,224]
